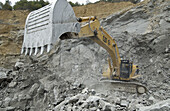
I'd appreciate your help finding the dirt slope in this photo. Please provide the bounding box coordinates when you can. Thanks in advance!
[0,10,29,55]
[73,1,135,18]
[0,10,29,34]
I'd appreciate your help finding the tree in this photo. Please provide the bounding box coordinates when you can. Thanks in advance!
[13,0,28,10]
[2,0,12,10]
[107,0,112,2]
[100,0,107,1]
[13,0,49,11]
[0,2,3,9]
[68,1,81,7]
[75,2,80,6]
[39,0,49,6]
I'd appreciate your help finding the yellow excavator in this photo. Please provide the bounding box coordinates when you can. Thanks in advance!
[21,0,147,94]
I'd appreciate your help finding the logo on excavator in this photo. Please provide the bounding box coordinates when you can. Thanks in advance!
[103,36,110,45]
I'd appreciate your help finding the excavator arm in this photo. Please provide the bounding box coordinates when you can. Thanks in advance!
[78,17,121,78]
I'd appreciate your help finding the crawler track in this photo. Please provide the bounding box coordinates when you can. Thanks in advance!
[100,78,147,94]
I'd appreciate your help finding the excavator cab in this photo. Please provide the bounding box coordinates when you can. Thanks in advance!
[119,60,139,80]
[120,60,133,79]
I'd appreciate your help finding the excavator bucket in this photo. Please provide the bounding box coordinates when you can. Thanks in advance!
[21,0,80,55]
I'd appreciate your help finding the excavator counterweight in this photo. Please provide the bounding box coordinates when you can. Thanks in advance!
[22,0,147,94]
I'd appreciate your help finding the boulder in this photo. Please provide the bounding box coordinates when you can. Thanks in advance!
[0,101,2,106]
[90,107,97,111]
[139,99,170,111]
[0,108,6,111]
[86,96,101,102]
[81,102,89,109]
[8,81,17,88]
[68,96,79,104]
[28,83,39,96]
[14,62,24,69]
[6,107,15,111]
[3,97,11,107]
[99,99,115,111]
[0,71,7,83]
[120,99,129,107]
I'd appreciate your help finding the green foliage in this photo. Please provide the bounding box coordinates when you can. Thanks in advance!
[13,0,49,11]
[107,0,113,2]
[0,2,3,9]
[1,0,12,10]
[68,1,81,7]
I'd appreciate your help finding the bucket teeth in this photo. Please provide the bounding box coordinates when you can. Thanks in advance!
[21,48,24,54]
[29,48,33,56]
[34,47,38,55]
[25,48,28,55]
[47,44,51,53]
[40,46,44,55]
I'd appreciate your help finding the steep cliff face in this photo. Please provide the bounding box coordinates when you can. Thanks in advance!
[0,0,170,111]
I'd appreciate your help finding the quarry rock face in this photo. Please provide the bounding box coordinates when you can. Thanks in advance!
[0,0,170,110]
